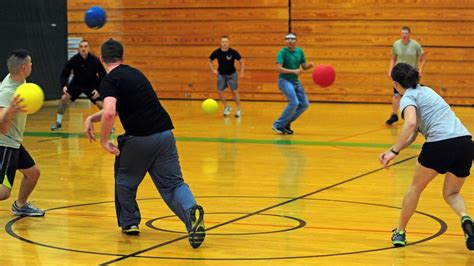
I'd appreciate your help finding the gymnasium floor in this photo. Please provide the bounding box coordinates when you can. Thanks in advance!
[0,99,472,265]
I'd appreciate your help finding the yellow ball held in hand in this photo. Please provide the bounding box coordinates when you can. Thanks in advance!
[201,98,218,114]
[14,83,44,114]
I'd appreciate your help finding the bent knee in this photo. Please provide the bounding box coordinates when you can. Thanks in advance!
[0,186,11,200]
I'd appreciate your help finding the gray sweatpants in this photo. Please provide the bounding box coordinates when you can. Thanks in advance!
[114,130,197,230]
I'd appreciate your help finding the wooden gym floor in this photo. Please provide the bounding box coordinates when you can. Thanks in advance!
[0,99,473,265]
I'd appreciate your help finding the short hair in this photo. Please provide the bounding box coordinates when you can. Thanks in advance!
[401,26,411,33]
[391,63,420,89]
[101,38,124,64]
[221,35,230,40]
[6,49,31,74]
[79,39,89,46]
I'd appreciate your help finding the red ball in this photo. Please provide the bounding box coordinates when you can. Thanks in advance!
[312,64,336,87]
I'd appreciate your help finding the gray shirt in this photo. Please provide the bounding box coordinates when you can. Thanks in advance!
[0,74,27,148]
[400,84,471,142]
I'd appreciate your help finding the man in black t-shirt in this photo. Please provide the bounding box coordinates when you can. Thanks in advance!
[84,39,205,248]
[208,36,245,117]
[51,40,106,131]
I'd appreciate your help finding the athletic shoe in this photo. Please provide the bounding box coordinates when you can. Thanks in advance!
[385,114,399,125]
[188,205,205,248]
[461,216,474,250]
[391,228,406,247]
[122,225,140,235]
[284,126,294,135]
[223,106,231,117]
[11,201,45,217]
[50,122,62,131]
[272,126,285,134]
[235,109,241,118]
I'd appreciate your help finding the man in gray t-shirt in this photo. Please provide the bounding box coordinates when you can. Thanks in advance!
[380,63,473,250]
[386,26,427,125]
[0,50,44,217]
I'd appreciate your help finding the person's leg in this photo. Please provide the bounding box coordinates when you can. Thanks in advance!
[147,130,205,248]
[114,135,148,230]
[51,93,71,130]
[396,163,438,231]
[13,146,44,216]
[217,74,230,115]
[443,172,468,217]
[0,185,11,200]
[148,131,197,227]
[0,146,16,200]
[386,89,400,125]
[288,81,309,125]
[228,73,241,116]
[273,78,298,132]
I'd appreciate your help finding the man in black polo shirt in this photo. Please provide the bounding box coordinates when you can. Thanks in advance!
[84,39,205,249]
[208,35,245,117]
[51,40,106,130]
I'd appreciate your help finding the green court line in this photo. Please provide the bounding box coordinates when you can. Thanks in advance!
[24,131,422,149]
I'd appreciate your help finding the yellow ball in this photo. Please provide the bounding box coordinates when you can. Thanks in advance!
[14,83,44,114]
[201,98,218,114]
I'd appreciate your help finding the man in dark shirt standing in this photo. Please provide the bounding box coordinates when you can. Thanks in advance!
[208,36,245,117]
[51,40,106,130]
[84,39,205,249]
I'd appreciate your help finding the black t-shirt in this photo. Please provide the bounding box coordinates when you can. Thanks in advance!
[209,48,242,75]
[99,65,174,136]
[60,53,106,88]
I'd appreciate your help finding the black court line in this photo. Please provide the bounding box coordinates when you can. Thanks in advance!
[100,155,418,265]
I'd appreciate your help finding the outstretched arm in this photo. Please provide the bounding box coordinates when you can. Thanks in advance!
[379,106,418,168]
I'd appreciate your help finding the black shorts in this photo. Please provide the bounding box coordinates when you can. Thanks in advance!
[66,83,101,104]
[0,145,35,188]
[418,136,473,178]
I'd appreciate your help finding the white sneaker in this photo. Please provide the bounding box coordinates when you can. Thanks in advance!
[235,109,241,117]
[223,106,231,116]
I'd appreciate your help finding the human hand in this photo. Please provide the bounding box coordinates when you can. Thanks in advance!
[379,150,397,169]
[63,86,71,97]
[101,140,120,156]
[84,116,96,142]
[91,89,100,100]
[8,94,26,115]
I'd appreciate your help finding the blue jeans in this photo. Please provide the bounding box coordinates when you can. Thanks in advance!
[114,130,197,231]
[273,78,309,128]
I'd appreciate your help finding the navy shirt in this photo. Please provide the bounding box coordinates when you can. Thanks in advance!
[209,48,242,75]
[60,53,106,89]
[99,65,174,136]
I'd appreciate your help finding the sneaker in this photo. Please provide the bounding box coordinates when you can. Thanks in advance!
[283,126,294,135]
[122,225,140,235]
[461,216,474,250]
[223,106,231,117]
[235,109,241,118]
[188,205,205,249]
[385,114,399,125]
[50,122,62,131]
[391,228,406,247]
[272,126,285,135]
[11,201,45,217]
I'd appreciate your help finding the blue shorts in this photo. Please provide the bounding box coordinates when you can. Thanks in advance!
[217,73,238,91]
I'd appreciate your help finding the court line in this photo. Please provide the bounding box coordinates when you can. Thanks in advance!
[99,155,418,265]
[25,131,421,149]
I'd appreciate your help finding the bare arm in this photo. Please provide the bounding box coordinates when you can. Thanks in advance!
[418,52,427,77]
[208,59,218,75]
[100,97,119,155]
[379,106,418,168]
[388,55,397,79]
[239,58,245,78]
